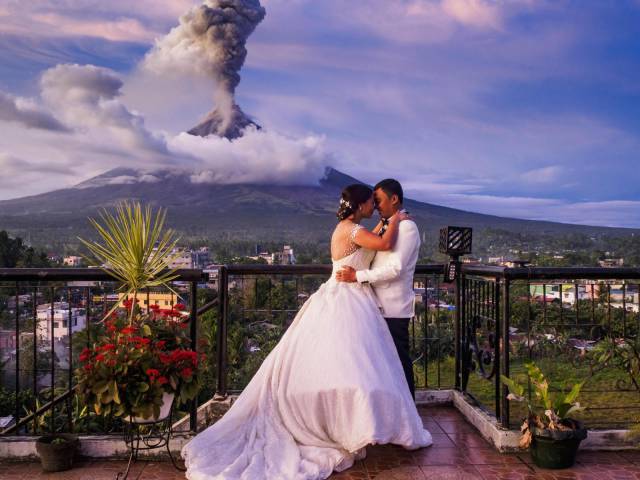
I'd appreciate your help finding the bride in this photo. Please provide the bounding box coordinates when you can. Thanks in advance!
[182,184,432,479]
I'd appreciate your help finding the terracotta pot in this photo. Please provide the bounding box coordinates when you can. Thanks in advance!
[35,433,79,472]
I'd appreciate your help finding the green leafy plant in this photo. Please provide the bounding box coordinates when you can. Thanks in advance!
[75,202,204,420]
[501,361,585,448]
[78,202,181,323]
[75,305,203,420]
[592,337,640,438]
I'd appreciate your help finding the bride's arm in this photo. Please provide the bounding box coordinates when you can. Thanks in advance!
[372,219,384,235]
[352,212,408,251]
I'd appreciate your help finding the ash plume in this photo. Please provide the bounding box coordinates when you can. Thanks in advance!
[144,0,266,140]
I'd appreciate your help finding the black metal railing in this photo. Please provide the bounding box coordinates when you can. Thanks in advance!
[458,265,640,429]
[0,268,210,436]
[3,263,640,437]
[213,264,448,397]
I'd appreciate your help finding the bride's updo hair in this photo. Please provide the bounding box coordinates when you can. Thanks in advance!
[337,184,373,221]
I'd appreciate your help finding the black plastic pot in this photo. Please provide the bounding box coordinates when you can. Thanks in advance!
[35,433,79,472]
[530,420,587,469]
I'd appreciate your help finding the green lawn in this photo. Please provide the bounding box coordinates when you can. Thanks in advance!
[415,355,640,429]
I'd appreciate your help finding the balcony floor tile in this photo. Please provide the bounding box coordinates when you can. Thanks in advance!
[1,407,636,480]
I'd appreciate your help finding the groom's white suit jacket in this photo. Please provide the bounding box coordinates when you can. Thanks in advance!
[355,219,421,318]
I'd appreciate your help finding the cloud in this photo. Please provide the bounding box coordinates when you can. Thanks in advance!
[0,152,73,176]
[0,1,196,44]
[170,127,328,185]
[441,0,502,30]
[40,64,168,154]
[520,166,563,184]
[39,13,156,43]
[0,91,69,132]
[406,185,640,229]
[0,61,331,200]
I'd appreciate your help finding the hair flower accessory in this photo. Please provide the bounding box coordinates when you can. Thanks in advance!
[339,198,352,209]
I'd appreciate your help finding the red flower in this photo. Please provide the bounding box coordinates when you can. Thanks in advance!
[107,360,116,367]
[120,327,136,335]
[102,343,116,351]
[156,340,166,349]
[180,367,193,378]
[157,376,168,385]
[107,324,117,333]
[146,368,160,378]
[173,303,186,310]
[159,353,171,365]
[131,336,151,347]
[95,354,105,362]
[79,347,91,362]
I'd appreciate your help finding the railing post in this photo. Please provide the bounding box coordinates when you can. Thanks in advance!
[500,278,510,429]
[216,266,229,398]
[493,279,501,421]
[190,280,198,432]
[14,283,20,430]
[454,270,462,390]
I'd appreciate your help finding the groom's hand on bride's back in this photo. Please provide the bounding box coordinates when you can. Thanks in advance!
[336,266,357,282]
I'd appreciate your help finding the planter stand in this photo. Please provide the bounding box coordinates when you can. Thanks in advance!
[116,403,185,480]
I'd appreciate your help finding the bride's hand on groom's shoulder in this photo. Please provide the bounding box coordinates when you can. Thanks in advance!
[396,211,411,222]
[336,266,357,282]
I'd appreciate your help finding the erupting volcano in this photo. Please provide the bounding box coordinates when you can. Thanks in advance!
[145,0,265,140]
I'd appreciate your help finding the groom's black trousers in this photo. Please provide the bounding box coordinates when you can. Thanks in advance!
[384,317,415,399]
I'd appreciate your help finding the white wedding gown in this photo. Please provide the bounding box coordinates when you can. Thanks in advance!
[182,243,432,480]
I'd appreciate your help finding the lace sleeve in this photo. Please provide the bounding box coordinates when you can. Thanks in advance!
[350,224,364,241]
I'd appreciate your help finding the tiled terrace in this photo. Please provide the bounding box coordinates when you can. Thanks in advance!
[2,406,639,479]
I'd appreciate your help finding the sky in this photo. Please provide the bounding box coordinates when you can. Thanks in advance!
[0,0,639,227]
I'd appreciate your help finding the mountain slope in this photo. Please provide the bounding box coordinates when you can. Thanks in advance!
[0,167,636,246]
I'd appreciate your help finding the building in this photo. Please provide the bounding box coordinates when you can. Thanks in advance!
[273,245,295,265]
[36,302,86,340]
[203,266,219,290]
[63,256,83,267]
[462,256,483,264]
[249,245,296,265]
[168,249,194,269]
[117,292,185,309]
[599,258,624,267]
[0,330,16,350]
[529,283,638,309]
[191,247,210,269]
[7,293,42,310]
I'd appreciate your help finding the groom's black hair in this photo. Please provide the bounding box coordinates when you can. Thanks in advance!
[374,179,403,204]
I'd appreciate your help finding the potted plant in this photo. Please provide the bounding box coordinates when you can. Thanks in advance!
[75,304,201,421]
[501,361,587,469]
[75,202,203,422]
[35,433,79,472]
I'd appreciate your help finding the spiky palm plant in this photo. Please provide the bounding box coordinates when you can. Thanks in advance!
[79,202,181,323]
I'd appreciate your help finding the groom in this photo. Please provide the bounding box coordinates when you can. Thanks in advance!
[336,179,420,399]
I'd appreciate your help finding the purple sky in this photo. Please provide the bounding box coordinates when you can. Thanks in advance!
[0,0,639,227]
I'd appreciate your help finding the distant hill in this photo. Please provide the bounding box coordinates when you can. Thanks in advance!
[0,167,636,248]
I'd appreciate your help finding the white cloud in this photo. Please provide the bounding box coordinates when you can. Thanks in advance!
[407,187,640,228]
[441,0,502,30]
[0,61,331,200]
[521,165,563,184]
[0,0,197,43]
[0,91,69,132]
[170,127,328,185]
[40,64,168,154]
